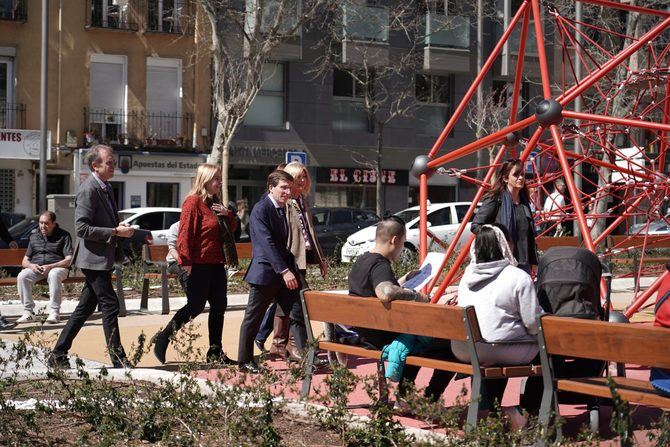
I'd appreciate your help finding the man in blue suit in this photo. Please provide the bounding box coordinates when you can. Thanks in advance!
[237,170,307,372]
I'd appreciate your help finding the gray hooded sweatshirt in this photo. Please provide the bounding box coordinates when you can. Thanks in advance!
[457,259,542,342]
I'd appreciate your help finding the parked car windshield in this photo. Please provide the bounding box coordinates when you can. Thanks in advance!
[394,209,420,224]
[118,212,135,222]
[9,217,38,238]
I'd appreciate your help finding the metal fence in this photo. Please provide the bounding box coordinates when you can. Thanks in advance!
[0,102,26,129]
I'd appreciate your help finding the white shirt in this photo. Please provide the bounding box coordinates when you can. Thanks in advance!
[543,191,566,222]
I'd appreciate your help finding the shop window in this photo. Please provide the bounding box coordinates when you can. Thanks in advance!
[244,63,286,127]
[415,73,453,135]
[110,181,125,209]
[332,69,372,132]
[147,182,179,207]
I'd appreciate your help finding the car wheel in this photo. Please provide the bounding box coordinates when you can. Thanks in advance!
[399,244,417,265]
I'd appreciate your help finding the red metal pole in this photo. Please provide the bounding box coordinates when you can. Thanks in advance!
[623,270,669,319]
[558,16,670,106]
[550,124,594,251]
[657,79,670,173]
[575,0,670,18]
[562,110,670,134]
[427,0,531,158]
[531,0,553,99]
[427,116,535,169]
[419,173,428,263]
[508,7,531,122]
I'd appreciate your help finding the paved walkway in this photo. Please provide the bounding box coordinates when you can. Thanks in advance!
[0,277,663,444]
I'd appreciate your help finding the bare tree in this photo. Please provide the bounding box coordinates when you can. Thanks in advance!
[196,0,335,203]
[310,0,472,215]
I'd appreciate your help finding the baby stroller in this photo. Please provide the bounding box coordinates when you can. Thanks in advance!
[531,247,608,432]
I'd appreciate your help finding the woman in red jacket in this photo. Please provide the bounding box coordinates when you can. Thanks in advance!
[153,164,238,364]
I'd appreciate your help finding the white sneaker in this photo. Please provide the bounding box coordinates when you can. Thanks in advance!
[16,312,35,323]
[46,312,60,324]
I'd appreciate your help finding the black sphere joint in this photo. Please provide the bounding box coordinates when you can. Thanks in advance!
[535,99,563,127]
[410,155,435,179]
[505,132,519,145]
[608,311,630,324]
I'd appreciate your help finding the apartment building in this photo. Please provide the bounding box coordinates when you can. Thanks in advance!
[0,0,210,215]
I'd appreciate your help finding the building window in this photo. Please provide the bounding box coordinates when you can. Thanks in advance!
[88,0,137,30]
[0,0,27,21]
[244,63,286,128]
[148,0,185,33]
[147,182,179,207]
[332,69,372,132]
[0,56,25,129]
[415,73,453,135]
[88,54,127,145]
[146,58,182,140]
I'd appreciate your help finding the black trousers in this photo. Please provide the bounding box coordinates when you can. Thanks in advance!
[237,281,306,364]
[162,264,227,348]
[53,268,125,362]
[355,328,455,402]
[167,260,189,294]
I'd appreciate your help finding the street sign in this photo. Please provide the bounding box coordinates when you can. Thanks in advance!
[285,151,307,165]
[526,150,537,174]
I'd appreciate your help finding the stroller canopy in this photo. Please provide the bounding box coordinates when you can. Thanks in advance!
[536,247,602,319]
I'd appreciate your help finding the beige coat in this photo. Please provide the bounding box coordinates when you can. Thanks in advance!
[286,196,325,270]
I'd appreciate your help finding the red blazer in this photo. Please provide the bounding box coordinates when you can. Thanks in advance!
[177,195,236,266]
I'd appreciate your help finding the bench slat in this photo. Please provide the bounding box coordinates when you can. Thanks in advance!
[0,248,27,266]
[304,291,475,341]
[541,315,670,370]
[557,377,670,409]
[536,236,581,251]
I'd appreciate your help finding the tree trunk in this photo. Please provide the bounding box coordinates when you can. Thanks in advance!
[376,124,384,217]
[209,120,230,204]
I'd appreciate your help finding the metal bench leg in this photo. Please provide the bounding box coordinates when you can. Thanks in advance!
[466,373,481,430]
[300,347,316,398]
[140,276,150,312]
[115,265,126,317]
[161,264,170,315]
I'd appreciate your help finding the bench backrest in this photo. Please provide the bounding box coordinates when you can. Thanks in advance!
[144,242,253,263]
[301,290,481,342]
[609,235,670,250]
[0,248,27,267]
[540,315,670,369]
[536,236,581,251]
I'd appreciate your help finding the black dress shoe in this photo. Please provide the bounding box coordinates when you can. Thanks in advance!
[255,339,268,354]
[152,332,170,364]
[47,353,70,369]
[238,362,262,374]
[206,346,236,365]
[0,316,16,331]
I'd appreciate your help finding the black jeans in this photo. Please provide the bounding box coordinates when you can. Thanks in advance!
[53,268,125,362]
[167,261,189,294]
[162,264,228,348]
[237,281,306,364]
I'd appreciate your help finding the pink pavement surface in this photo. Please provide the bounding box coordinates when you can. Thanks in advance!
[197,354,664,445]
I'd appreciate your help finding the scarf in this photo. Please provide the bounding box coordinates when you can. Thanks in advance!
[469,224,518,266]
[500,189,518,247]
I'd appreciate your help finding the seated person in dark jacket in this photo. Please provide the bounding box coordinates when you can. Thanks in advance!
[348,216,454,403]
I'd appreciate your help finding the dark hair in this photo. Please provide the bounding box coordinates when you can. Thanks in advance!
[39,210,57,222]
[267,170,294,189]
[376,215,405,243]
[86,144,114,169]
[474,225,505,263]
[487,158,529,202]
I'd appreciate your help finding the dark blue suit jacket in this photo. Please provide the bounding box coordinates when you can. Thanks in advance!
[244,195,295,286]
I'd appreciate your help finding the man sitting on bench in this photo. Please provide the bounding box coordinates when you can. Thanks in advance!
[348,215,455,404]
[16,211,73,324]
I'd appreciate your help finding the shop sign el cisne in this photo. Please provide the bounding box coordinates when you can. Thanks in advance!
[317,167,409,186]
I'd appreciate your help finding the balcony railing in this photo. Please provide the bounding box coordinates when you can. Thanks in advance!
[86,0,140,31]
[342,4,389,42]
[84,108,192,148]
[0,0,26,21]
[147,0,191,34]
[0,102,26,129]
[424,13,470,49]
[245,0,299,35]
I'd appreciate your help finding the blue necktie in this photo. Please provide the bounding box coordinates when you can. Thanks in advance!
[277,207,287,235]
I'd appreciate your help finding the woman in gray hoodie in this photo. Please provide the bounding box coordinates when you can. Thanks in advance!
[452,223,542,424]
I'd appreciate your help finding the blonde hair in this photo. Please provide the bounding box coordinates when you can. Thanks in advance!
[188,163,221,201]
[283,161,311,196]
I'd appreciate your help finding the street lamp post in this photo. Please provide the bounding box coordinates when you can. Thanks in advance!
[39,0,48,212]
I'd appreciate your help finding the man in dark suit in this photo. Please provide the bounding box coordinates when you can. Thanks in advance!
[48,145,135,369]
[237,170,307,372]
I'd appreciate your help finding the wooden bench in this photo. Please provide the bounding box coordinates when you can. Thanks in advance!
[608,235,670,287]
[300,290,542,427]
[536,236,581,252]
[140,242,253,314]
[537,315,670,443]
[0,248,129,317]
